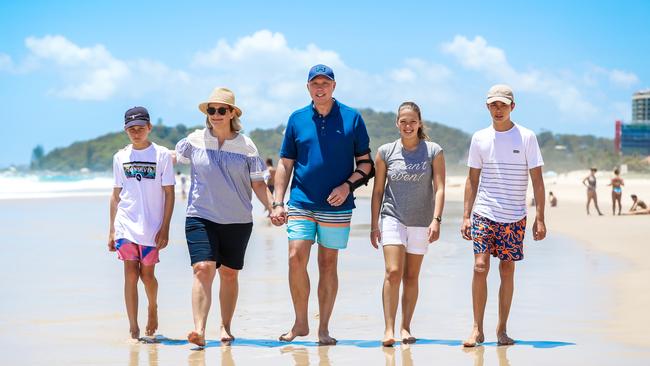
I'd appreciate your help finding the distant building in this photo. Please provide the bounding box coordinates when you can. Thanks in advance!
[616,90,650,156]
[632,90,650,123]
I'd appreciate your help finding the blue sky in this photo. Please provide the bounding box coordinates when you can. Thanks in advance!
[1,0,648,168]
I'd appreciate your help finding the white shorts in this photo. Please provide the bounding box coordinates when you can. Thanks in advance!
[380,215,429,255]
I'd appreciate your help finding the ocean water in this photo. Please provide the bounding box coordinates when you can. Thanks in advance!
[0,171,113,199]
[0,191,647,365]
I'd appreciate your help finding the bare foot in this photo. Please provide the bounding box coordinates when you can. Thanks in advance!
[463,329,484,347]
[220,326,235,343]
[318,330,337,346]
[382,330,395,347]
[145,306,158,337]
[187,331,206,347]
[497,332,515,346]
[401,328,416,344]
[130,326,140,340]
[279,325,309,342]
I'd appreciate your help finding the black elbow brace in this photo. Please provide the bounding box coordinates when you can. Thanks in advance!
[345,158,375,191]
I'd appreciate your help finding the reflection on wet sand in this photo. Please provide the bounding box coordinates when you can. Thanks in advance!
[382,343,414,366]
[463,345,512,366]
[281,345,332,366]
[187,346,236,366]
[128,343,159,366]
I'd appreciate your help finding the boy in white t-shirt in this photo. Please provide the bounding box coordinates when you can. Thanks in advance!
[108,106,175,340]
[460,85,547,347]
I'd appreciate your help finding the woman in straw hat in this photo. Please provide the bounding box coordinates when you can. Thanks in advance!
[175,87,276,346]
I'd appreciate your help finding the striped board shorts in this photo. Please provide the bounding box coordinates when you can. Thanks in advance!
[286,205,353,250]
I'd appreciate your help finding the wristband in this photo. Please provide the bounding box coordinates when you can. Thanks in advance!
[345,180,355,192]
[272,201,285,208]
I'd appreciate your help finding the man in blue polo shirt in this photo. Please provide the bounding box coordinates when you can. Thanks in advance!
[271,64,373,345]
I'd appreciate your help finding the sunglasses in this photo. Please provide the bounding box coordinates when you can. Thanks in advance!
[206,106,231,116]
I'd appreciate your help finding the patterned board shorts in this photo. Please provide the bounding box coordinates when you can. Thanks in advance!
[115,238,160,265]
[471,213,526,261]
[287,205,352,250]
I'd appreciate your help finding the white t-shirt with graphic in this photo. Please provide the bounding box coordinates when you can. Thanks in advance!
[113,143,175,247]
[468,123,543,223]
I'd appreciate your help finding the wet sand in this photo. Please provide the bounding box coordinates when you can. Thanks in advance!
[0,190,649,365]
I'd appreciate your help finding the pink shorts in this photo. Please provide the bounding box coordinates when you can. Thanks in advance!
[115,238,159,266]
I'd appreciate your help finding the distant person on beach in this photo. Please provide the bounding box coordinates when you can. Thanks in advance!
[460,84,546,347]
[175,87,276,347]
[549,191,558,207]
[625,194,650,215]
[582,168,603,215]
[270,64,374,345]
[370,101,446,347]
[108,106,175,340]
[265,158,276,194]
[177,171,188,199]
[608,169,624,215]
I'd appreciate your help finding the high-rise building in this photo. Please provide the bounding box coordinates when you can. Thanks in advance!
[618,90,650,156]
[632,90,650,123]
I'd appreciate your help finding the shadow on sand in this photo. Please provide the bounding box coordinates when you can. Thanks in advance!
[150,335,575,349]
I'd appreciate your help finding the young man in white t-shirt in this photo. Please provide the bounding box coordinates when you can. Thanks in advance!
[460,85,547,347]
[108,106,175,340]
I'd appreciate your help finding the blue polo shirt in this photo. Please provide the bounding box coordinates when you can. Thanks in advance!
[280,99,371,211]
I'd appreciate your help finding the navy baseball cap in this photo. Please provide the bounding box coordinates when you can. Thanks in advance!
[308,64,335,82]
[124,106,150,129]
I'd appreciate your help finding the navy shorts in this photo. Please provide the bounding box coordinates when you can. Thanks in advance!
[185,217,253,270]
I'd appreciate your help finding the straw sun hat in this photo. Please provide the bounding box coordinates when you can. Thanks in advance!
[198,87,243,117]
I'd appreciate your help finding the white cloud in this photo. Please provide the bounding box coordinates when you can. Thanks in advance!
[0,53,14,72]
[190,30,454,125]
[442,35,599,119]
[24,35,130,100]
[16,35,192,102]
[608,69,638,87]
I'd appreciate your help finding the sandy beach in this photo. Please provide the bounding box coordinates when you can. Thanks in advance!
[1,171,649,365]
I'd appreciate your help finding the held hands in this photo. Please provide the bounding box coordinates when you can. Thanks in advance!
[327,183,350,207]
[427,221,440,243]
[460,217,472,240]
[270,205,287,226]
[108,232,116,252]
[370,228,381,249]
[154,227,170,250]
[533,217,547,241]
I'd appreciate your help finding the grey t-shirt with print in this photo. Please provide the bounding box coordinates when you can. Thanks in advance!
[379,139,443,227]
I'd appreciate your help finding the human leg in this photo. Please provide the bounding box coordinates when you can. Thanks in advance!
[593,192,603,215]
[124,260,141,339]
[464,252,490,347]
[218,265,239,342]
[188,261,216,346]
[139,264,159,337]
[279,239,313,341]
[317,245,339,345]
[497,260,516,345]
[401,253,424,343]
[381,245,405,346]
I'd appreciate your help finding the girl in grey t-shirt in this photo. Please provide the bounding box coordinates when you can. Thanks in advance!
[370,101,446,347]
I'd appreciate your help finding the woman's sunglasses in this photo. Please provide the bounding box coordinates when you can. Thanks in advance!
[207,106,231,116]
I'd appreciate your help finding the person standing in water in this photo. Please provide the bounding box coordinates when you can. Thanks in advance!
[370,101,445,347]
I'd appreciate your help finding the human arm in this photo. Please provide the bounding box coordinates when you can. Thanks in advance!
[370,152,387,249]
[428,152,446,243]
[530,166,546,241]
[154,185,175,250]
[461,168,481,240]
[327,152,374,207]
[270,157,294,225]
[252,180,274,217]
[108,187,121,251]
[582,176,589,187]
